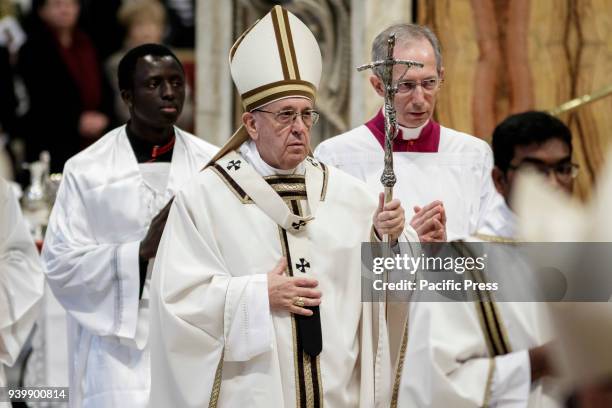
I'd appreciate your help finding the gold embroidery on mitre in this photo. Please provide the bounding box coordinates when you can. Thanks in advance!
[242,81,316,112]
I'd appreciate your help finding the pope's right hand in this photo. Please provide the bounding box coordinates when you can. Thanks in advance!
[268,257,321,316]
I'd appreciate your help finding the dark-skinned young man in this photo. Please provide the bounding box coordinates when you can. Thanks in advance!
[42,43,217,408]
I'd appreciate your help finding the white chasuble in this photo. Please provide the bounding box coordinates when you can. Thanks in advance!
[42,126,218,408]
[314,113,505,241]
[150,149,405,408]
[0,178,44,393]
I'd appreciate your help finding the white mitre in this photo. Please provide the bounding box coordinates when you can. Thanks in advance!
[209,5,323,164]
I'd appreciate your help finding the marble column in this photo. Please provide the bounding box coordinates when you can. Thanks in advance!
[195,0,234,146]
[350,0,413,128]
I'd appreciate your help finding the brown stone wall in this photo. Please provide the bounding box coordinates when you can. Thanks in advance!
[418,0,612,199]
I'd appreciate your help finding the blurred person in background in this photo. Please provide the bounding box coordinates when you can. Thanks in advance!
[18,0,115,173]
[161,0,193,48]
[479,110,576,238]
[0,0,26,179]
[77,0,122,61]
[0,45,18,179]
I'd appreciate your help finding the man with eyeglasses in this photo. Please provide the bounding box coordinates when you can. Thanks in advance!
[149,6,416,407]
[479,110,577,238]
[397,111,572,408]
[315,23,505,242]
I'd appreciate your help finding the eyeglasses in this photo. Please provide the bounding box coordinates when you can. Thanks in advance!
[396,78,440,94]
[508,161,580,182]
[252,109,320,128]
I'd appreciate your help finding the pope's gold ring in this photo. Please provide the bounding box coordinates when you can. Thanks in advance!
[293,297,305,307]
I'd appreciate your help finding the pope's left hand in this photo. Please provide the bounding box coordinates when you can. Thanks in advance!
[373,192,405,245]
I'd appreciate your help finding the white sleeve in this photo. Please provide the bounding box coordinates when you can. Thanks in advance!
[313,141,337,167]
[0,180,44,366]
[150,187,274,407]
[224,273,273,361]
[476,145,505,234]
[400,301,501,408]
[42,170,140,340]
[490,350,531,407]
[155,188,273,362]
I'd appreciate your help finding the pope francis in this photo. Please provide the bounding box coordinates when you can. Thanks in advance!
[149,6,415,408]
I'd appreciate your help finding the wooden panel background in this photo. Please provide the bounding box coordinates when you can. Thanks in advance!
[418,0,612,200]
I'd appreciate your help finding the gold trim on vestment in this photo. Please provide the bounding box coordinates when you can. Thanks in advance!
[268,176,307,204]
[208,165,252,204]
[474,233,519,243]
[452,241,512,357]
[319,162,328,201]
[303,353,315,407]
[292,200,320,408]
[290,315,302,407]
[390,320,409,408]
[470,269,511,356]
[474,299,496,357]
[208,349,224,408]
[314,354,323,407]
[277,215,322,408]
[471,268,512,355]
[270,183,307,194]
[210,164,312,205]
[482,300,508,355]
[278,226,304,407]
[277,194,308,201]
[483,358,496,407]
[490,301,512,354]
[264,174,307,181]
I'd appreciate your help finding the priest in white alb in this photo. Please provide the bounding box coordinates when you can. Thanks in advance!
[42,45,218,407]
[0,178,44,393]
[149,6,416,408]
[398,112,574,407]
[315,23,504,241]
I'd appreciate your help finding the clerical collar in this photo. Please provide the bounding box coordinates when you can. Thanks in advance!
[365,108,441,152]
[240,140,305,177]
[126,123,176,163]
[398,121,427,140]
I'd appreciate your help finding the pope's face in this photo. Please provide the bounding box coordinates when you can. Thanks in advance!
[244,97,313,170]
[370,38,443,128]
